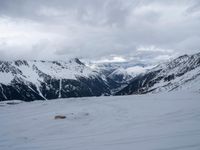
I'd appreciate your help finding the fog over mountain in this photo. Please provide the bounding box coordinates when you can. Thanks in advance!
[0,0,200,62]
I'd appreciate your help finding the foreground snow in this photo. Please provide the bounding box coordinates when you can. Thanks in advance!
[0,92,200,150]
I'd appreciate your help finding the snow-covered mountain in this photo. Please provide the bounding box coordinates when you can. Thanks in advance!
[87,61,151,90]
[0,58,111,101]
[87,61,149,78]
[116,52,200,95]
[107,68,133,84]
[1,52,200,101]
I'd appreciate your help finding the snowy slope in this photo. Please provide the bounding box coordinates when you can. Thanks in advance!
[0,92,200,150]
[116,52,200,95]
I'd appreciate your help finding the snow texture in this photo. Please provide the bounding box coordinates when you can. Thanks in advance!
[0,92,200,150]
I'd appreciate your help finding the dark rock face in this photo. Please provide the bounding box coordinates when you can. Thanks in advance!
[108,72,132,84]
[77,76,110,96]
[0,77,111,102]
[0,81,44,101]
[164,74,175,82]
[116,52,200,95]
[39,77,110,100]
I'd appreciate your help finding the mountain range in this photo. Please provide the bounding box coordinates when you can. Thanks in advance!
[0,52,200,101]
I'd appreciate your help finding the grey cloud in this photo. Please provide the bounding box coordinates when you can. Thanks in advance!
[0,0,199,62]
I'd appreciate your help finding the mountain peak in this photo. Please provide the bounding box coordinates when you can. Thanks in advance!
[70,58,85,66]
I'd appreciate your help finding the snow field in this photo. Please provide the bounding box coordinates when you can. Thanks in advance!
[0,92,200,150]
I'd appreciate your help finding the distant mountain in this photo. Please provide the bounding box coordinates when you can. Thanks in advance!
[87,61,150,93]
[108,68,132,84]
[115,52,200,95]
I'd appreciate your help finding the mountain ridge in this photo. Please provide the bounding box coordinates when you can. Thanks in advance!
[115,52,200,95]
[0,52,200,101]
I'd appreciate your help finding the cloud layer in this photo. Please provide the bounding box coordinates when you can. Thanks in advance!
[0,0,200,62]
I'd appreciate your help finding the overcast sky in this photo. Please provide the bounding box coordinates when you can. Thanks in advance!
[0,0,200,62]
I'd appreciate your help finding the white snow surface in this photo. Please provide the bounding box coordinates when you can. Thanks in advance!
[0,72,14,85]
[0,59,97,85]
[0,92,200,150]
